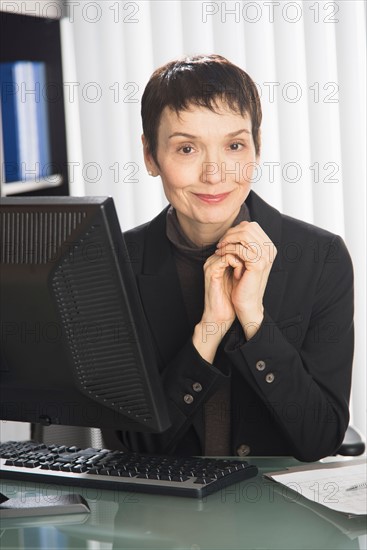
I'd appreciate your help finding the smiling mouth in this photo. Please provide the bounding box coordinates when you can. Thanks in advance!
[194,192,231,203]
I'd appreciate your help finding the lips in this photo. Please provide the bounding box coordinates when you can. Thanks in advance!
[194,192,231,203]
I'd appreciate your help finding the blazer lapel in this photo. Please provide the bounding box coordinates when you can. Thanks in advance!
[137,208,191,367]
[247,191,288,322]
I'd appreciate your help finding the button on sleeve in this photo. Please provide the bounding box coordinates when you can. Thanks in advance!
[255,360,266,371]
[236,444,251,457]
[183,394,194,404]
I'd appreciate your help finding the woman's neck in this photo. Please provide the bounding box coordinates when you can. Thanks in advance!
[176,210,240,247]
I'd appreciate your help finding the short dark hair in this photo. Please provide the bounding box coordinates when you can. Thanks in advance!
[141,54,262,166]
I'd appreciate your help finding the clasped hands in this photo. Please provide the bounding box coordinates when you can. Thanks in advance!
[193,221,277,363]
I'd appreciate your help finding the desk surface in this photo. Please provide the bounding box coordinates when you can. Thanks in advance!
[0,457,366,550]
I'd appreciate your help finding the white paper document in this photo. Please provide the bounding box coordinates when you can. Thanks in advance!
[265,461,367,516]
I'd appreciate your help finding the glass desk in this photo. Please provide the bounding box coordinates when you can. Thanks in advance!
[0,457,366,550]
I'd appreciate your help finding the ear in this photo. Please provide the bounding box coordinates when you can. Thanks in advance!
[142,135,159,176]
[255,128,261,163]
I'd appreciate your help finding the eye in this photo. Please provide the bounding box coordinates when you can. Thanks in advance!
[178,145,194,154]
[229,142,244,151]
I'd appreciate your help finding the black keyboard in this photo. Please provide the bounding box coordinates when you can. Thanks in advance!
[0,441,258,498]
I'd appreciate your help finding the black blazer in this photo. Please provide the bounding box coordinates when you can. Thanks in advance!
[106,191,354,462]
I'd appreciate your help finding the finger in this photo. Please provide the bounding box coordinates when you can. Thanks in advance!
[217,230,266,250]
[218,222,269,247]
[216,242,260,263]
[207,251,244,273]
[233,261,245,279]
[222,254,245,280]
[217,226,276,265]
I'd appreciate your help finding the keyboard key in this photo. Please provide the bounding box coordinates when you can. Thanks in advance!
[67,446,81,453]
[60,463,73,472]
[24,460,40,468]
[118,471,136,478]
[71,465,88,473]
[171,476,189,482]
[194,478,213,485]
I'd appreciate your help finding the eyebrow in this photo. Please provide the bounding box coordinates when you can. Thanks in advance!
[168,129,251,139]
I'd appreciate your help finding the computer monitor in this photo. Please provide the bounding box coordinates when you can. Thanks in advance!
[0,196,171,434]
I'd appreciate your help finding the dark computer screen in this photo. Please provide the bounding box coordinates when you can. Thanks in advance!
[0,196,170,433]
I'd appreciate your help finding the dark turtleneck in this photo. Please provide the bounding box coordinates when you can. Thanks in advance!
[166,202,251,456]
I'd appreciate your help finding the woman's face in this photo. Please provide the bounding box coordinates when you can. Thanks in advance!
[143,100,259,242]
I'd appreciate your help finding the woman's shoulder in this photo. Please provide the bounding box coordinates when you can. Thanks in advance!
[250,190,343,242]
[123,205,169,242]
[249,191,351,266]
[122,206,170,270]
[123,220,150,241]
[281,211,338,241]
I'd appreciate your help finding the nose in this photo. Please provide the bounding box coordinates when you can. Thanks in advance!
[199,148,224,185]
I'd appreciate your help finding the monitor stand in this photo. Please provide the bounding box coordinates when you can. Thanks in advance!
[0,491,90,519]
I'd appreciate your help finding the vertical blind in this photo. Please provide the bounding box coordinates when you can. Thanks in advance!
[66,0,366,437]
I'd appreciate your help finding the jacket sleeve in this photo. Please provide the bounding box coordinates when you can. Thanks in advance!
[119,339,230,454]
[160,341,231,453]
[224,234,354,462]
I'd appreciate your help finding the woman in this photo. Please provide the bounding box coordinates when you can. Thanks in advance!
[114,54,354,461]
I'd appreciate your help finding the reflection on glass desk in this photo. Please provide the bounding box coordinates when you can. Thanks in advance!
[0,457,366,550]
